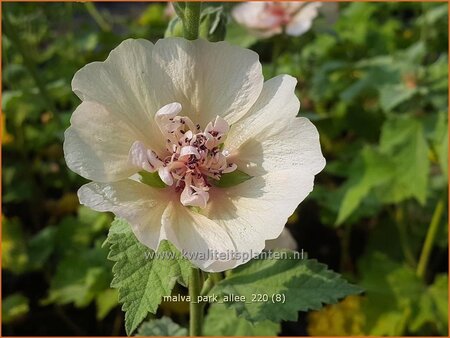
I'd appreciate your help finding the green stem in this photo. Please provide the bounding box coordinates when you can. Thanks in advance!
[182,2,202,40]
[416,197,445,279]
[271,37,283,77]
[189,267,203,336]
[339,224,352,272]
[395,207,417,267]
[84,2,111,32]
[3,14,56,115]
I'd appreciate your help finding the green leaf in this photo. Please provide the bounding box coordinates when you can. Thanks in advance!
[425,274,448,333]
[137,4,167,27]
[78,205,111,232]
[336,146,395,225]
[96,288,119,320]
[210,252,362,323]
[358,252,424,335]
[399,41,426,65]
[138,171,166,188]
[2,217,29,274]
[340,65,399,103]
[337,2,376,44]
[106,218,192,336]
[225,23,258,48]
[212,169,252,188]
[2,293,29,324]
[379,84,417,112]
[42,246,112,308]
[136,317,187,336]
[416,4,448,25]
[340,75,372,102]
[27,226,57,270]
[204,303,280,336]
[410,274,448,335]
[433,112,448,178]
[379,116,430,205]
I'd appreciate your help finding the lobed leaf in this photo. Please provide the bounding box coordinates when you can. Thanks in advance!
[379,116,429,205]
[106,218,191,335]
[136,316,187,336]
[204,303,280,336]
[210,252,363,323]
[336,146,395,225]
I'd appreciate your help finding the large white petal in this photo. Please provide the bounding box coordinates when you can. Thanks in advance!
[161,202,237,272]
[203,169,314,270]
[64,101,141,182]
[225,75,325,177]
[150,38,264,126]
[78,180,241,272]
[72,39,165,152]
[78,180,170,250]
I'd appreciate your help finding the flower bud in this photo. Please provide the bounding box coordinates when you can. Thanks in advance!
[164,16,184,38]
[199,7,227,42]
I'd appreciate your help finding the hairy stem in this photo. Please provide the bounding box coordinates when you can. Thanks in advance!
[182,2,202,40]
[189,267,203,336]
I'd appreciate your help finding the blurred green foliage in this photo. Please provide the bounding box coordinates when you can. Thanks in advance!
[2,2,448,336]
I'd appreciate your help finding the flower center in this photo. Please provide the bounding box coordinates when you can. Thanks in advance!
[129,102,237,208]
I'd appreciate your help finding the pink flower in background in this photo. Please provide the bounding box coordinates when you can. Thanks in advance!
[232,1,322,38]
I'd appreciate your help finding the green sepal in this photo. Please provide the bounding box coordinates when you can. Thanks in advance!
[199,6,227,42]
[138,171,166,188]
[164,16,184,38]
[212,169,252,188]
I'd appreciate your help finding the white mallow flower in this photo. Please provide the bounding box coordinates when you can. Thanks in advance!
[64,38,325,272]
[232,2,322,38]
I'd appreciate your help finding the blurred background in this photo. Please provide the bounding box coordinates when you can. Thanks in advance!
[2,1,448,336]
